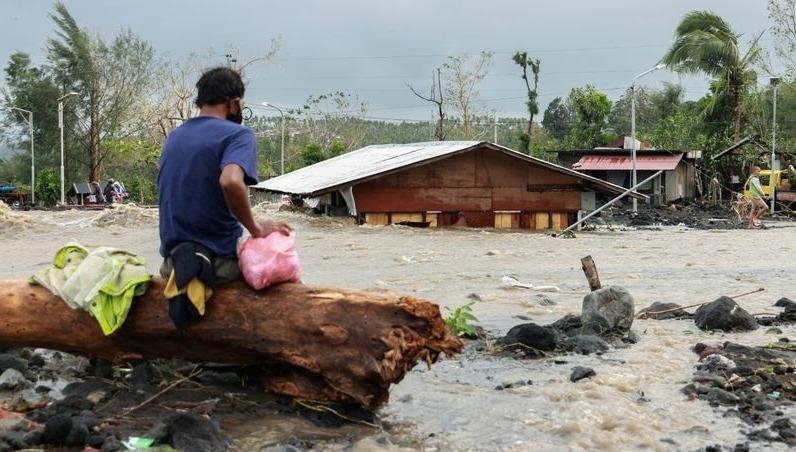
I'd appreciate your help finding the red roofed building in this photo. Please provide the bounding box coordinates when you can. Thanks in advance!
[555,136,703,205]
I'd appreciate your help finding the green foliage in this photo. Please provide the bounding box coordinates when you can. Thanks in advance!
[328,141,347,157]
[35,168,59,206]
[567,85,612,148]
[47,1,157,181]
[301,142,326,166]
[2,52,64,175]
[102,139,160,204]
[512,51,541,152]
[662,10,762,140]
[542,97,571,140]
[444,302,479,338]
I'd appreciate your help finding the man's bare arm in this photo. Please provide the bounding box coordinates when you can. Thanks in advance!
[220,164,291,238]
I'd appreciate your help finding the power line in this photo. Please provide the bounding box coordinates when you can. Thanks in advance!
[276,44,671,62]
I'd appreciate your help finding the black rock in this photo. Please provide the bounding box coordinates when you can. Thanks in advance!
[570,335,610,355]
[65,423,89,448]
[570,366,596,382]
[197,371,242,386]
[638,302,694,320]
[704,387,740,405]
[0,430,29,449]
[89,358,114,379]
[101,436,122,452]
[494,380,533,390]
[88,433,108,448]
[22,430,44,447]
[130,361,154,390]
[62,379,115,400]
[774,297,796,309]
[747,428,780,442]
[733,443,750,452]
[694,297,758,332]
[28,354,45,368]
[146,412,230,452]
[622,331,641,344]
[766,327,784,335]
[499,323,557,356]
[548,314,582,337]
[0,354,30,377]
[43,414,73,446]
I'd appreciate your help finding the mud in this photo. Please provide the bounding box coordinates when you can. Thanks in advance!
[1,205,796,451]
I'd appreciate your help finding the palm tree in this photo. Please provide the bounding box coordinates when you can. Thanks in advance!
[661,10,762,142]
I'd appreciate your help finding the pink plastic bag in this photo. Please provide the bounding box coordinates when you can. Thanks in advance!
[239,232,302,290]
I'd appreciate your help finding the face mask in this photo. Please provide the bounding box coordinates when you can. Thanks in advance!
[226,110,243,124]
[226,99,243,124]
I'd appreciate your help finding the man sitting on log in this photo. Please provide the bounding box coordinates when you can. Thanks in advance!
[157,67,291,326]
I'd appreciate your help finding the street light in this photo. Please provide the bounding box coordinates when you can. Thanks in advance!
[770,76,781,213]
[631,63,666,212]
[6,107,34,205]
[57,91,78,204]
[261,102,285,175]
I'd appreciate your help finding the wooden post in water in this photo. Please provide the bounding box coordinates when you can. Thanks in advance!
[581,255,602,291]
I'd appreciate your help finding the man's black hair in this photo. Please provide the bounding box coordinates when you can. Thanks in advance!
[195,67,245,107]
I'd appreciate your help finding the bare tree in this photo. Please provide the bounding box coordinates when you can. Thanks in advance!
[291,91,368,150]
[443,51,493,139]
[408,68,446,140]
[151,37,282,139]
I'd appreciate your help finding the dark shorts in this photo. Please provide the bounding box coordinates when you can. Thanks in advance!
[159,256,242,285]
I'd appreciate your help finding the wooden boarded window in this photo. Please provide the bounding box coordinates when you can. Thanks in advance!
[391,213,424,224]
[365,213,389,226]
[494,211,520,229]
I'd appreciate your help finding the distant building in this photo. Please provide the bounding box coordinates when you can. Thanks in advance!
[254,141,644,230]
[555,136,702,205]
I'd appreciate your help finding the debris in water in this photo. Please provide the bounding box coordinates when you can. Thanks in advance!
[90,204,158,228]
[501,276,560,292]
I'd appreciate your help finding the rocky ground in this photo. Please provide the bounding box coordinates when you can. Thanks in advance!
[585,199,792,230]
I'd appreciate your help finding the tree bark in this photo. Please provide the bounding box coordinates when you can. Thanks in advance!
[731,78,743,143]
[0,279,462,408]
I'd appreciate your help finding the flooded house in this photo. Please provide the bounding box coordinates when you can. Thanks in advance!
[555,136,702,205]
[254,141,643,230]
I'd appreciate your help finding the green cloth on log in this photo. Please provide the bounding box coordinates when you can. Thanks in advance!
[31,242,151,335]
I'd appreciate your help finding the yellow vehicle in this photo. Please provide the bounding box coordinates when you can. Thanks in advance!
[743,168,796,207]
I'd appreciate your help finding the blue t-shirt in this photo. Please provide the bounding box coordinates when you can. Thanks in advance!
[158,116,258,258]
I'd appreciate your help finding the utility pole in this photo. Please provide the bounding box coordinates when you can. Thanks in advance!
[770,76,780,213]
[8,107,34,204]
[57,92,78,205]
[630,63,665,212]
[493,112,498,144]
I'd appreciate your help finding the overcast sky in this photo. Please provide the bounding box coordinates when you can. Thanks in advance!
[0,0,780,121]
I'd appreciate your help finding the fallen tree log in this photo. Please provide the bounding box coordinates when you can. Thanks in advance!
[0,279,462,408]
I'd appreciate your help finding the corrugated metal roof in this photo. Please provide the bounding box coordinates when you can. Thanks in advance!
[572,154,683,171]
[255,141,645,199]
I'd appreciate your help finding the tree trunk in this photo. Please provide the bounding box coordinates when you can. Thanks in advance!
[732,80,743,143]
[89,81,102,182]
[0,279,462,408]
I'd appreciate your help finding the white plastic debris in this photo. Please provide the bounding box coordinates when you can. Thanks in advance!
[501,276,560,292]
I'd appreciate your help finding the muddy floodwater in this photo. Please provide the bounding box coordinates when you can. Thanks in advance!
[1,206,794,451]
